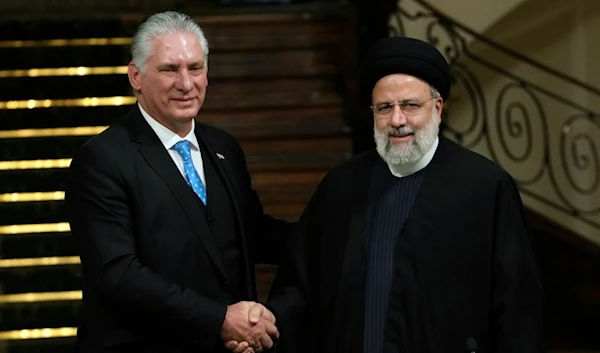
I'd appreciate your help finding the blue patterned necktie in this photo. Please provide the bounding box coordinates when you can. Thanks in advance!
[173,140,207,205]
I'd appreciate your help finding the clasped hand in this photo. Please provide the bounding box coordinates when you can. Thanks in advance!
[220,301,278,353]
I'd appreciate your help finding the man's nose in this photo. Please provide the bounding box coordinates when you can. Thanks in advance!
[176,70,194,91]
[389,105,407,127]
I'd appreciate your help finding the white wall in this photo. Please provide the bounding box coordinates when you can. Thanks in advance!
[424,0,527,34]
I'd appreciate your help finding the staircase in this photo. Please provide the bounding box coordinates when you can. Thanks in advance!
[0,7,352,352]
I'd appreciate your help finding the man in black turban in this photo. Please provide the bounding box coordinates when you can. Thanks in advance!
[359,36,452,102]
[257,36,545,353]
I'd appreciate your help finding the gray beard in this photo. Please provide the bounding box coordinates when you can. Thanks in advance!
[373,110,439,166]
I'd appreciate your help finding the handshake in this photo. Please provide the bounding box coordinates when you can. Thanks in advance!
[220,301,279,353]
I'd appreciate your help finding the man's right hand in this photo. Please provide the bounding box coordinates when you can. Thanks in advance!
[220,301,279,352]
[247,302,276,326]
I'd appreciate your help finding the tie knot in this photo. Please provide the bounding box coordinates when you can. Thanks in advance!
[173,140,192,161]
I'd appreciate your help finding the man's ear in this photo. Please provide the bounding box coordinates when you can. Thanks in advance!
[435,98,444,123]
[128,62,142,91]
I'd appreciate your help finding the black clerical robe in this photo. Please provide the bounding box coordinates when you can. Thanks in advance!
[268,137,545,353]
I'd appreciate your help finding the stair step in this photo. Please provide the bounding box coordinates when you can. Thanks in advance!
[2,337,77,353]
[0,107,348,161]
[0,106,346,138]
[1,48,339,100]
[205,78,342,109]
[0,137,88,162]
[0,77,340,106]
[0,15,343,70]
[248,151,349,171]
[0,12,342,44]
[0,264,82,294]
[1,75,130,101]
[0,79,341,130]
[0,18,128,41]
[1,233,75,259]
[0,46,131,70]
[205,106,348,138]
[201,18,342,51]
[0,170,69,194]
[0,201,66,226]
[0,106,128,131]
[0,301,80,331]
[252,170,325,186]
[241,136,350,154]
[210,49,338,78]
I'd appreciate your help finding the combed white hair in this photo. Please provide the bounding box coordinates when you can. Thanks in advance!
[131,11,209,73]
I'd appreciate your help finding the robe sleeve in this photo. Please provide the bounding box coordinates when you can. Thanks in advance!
[490,171,546,352]
[266,175,328,353]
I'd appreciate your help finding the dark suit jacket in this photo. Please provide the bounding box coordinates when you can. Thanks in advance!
[268,137,545,353]
[66,105,292,353]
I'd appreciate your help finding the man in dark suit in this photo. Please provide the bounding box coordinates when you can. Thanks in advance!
[66,11,292,353]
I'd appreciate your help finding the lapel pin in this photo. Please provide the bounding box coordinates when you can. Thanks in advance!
[216,153,225,160]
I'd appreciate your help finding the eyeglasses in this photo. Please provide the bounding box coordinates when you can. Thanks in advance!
[370,97,436,119]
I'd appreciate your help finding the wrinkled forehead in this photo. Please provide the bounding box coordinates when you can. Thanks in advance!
[149,32,205,60]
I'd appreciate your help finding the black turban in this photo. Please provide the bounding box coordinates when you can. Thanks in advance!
[359,36,452,102]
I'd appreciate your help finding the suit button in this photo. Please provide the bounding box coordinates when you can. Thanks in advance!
[222,282,229,290]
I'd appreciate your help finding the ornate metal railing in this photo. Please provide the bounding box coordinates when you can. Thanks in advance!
[389,0,600,242]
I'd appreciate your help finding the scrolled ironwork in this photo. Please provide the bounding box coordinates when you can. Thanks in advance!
[388,13,406,37]
[424,19,462,64]
[390,0,600,231]
[553,114,600,214]
[442,63,486,149]
[492,82,547,186]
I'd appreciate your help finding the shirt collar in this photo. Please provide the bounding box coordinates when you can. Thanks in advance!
[138,103,200,151]
[387,136,439,178]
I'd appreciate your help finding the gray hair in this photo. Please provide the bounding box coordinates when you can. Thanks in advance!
[431,86,441,99]
[131,11,209,73]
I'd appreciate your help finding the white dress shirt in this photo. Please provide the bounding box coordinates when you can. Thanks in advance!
[387,136,439,178]
[138,103,207,186]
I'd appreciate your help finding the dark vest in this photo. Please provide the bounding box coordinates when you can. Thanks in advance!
[202,149,246,303]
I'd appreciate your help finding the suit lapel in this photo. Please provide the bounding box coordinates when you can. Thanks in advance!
[195,125,244,219]
[126,107,229,281]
